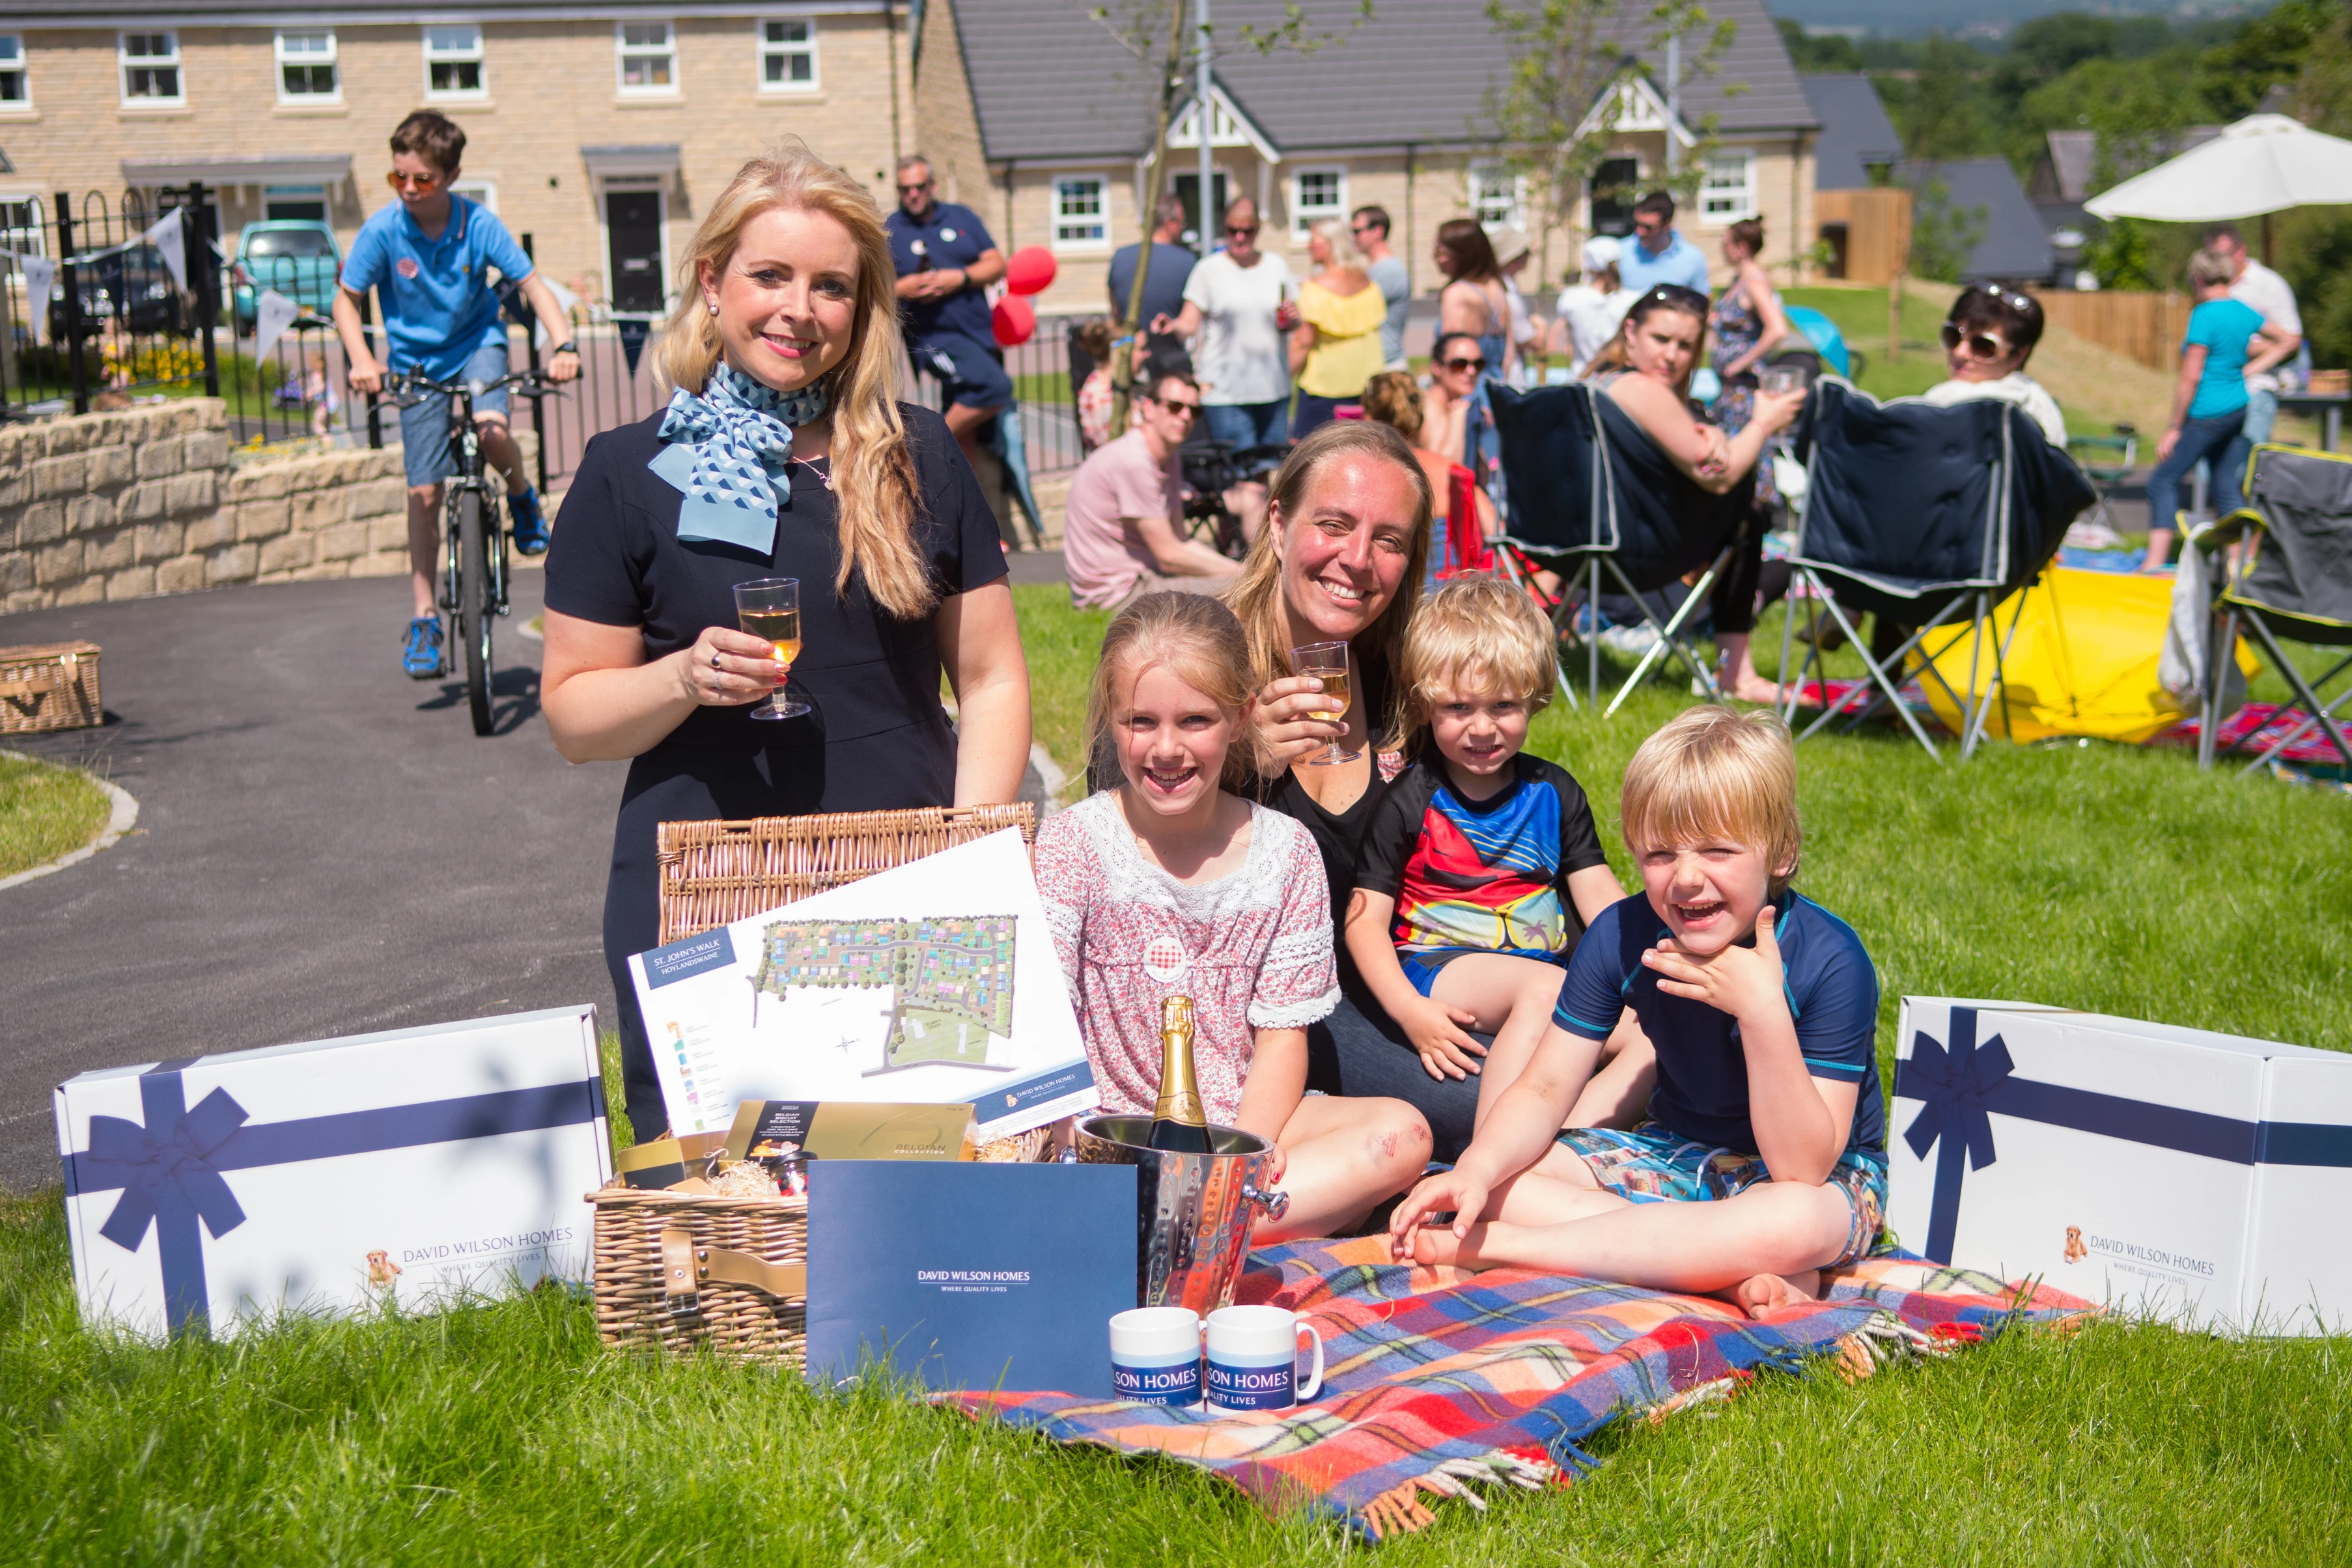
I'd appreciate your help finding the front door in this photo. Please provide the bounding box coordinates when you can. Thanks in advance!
[1173,171,1228,250]
[604,189,664,313]
[1589,158,1640,238]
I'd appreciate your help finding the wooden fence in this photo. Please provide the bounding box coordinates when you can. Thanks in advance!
[2032,290,2192,373]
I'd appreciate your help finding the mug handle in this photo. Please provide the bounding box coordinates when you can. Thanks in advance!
[1294,1319,1324,1403]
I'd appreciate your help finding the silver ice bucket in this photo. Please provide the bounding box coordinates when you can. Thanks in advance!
[1076,1115,1289,1312]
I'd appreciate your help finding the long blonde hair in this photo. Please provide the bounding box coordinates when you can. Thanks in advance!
[1085,592,1264,794]
[1223,420,1433,753]
[656,144,932,619]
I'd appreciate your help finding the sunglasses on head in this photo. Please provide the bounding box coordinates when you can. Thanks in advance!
[1440,355,1487,372]
[1940,323,2011,359]
[1641,284,1711,311]
[387,169,443,189]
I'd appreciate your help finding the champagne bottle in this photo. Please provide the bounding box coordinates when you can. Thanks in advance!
[1147,995,1213,1153]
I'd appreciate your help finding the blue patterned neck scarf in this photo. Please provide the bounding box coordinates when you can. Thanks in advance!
[655,361,830,553]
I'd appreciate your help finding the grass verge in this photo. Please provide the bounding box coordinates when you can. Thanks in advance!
[5,587,2348,1560]
[0,752,112,880]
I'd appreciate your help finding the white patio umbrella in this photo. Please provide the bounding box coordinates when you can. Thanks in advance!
[2086,113,2352,223]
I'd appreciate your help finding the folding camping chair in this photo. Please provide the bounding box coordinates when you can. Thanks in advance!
[1488,381,1754,717]
[2196,443,2352,774]
[1776,379,2093,761]
[2065,424,2138,540]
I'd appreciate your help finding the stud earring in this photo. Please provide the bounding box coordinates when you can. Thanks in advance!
[707,301,720,316]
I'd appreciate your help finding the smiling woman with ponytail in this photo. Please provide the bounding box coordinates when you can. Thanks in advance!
[541,143,1031,1145]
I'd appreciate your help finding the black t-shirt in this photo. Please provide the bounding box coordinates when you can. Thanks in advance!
[542,402,1007,757]
[1355,753,1608,960]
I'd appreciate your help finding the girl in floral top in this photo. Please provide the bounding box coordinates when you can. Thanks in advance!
[1036,591,1432,1240]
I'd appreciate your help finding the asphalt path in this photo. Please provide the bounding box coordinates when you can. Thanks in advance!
[0,561,1061,1192]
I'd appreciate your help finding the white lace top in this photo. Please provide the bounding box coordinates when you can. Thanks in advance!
[1034,791,1339,1123]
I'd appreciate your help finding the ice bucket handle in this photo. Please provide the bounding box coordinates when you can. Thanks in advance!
[1241,1181,1288,1222]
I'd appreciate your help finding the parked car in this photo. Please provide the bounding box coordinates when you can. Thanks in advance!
[46,242,188,340]
[231,220,341,334]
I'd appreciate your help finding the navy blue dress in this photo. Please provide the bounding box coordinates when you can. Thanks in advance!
[543,402,1008,1141]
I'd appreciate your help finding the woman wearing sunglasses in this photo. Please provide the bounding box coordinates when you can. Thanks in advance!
[1916,286,2069,449]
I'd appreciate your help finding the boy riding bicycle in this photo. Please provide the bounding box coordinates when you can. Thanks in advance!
[331,109,580,678]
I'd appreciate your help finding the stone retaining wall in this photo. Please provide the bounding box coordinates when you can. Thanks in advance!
[2,400,536,615]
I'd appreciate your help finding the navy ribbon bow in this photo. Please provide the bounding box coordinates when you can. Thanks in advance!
[66,1059,604,1336]
[1897,1009,2013,1266]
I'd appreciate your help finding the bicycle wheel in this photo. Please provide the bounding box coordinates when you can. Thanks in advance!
[456,488,494,736]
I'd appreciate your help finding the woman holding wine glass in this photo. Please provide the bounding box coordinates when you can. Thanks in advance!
[540,146,1030,1145]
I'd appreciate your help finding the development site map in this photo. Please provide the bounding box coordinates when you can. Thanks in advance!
[751,916,1016,1075]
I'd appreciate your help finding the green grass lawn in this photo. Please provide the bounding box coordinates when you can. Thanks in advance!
[0,751,111,878]
[5,584,2348,1561]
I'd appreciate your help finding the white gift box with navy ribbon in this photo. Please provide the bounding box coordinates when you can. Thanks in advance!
[54,1006,613,1340]
[1890,998,2352,1334]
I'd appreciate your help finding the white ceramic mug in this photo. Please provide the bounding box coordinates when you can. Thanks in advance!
[1109,1306,1203,1407]
[1203,1304,1324,1412]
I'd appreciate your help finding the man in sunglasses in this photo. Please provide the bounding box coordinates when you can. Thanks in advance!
[334,109,580,680]
[884,154,1011,476]
[1614,191,1711,297]
[1916,285,2067,448]
[1060,369,1238,609]
[1151,197,1295,536]
[1351,205,1411,371]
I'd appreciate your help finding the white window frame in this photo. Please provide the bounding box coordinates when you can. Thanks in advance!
[450,179,498,214]
[0,36,30,113]
[423,24,486,102]
[119,30,184,107]
[1700,148,1757,223]
[1289,165,1347,240]
[756,17,818,94]
[0,191,44,255]
[262,184,329,220]
[1468,162,1525,229]
[273,29,340,105]
[615,21,679,98]
[1050,173,1110,253]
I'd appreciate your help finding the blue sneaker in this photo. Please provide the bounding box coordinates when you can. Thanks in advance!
[402,615,445,680]
[509,486,549,555]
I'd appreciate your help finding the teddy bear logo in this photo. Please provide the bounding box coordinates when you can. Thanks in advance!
[365,1250,403,1288]
[2062,1227,2087,1265]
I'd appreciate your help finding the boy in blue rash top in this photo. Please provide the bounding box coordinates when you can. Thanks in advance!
[1390,706,1886,1317]
[333,109,579,679]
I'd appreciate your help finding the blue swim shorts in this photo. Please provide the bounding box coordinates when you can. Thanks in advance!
[1554,1121,1889,1268]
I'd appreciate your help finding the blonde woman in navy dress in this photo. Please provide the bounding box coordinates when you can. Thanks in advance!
[541,147,1031,1143]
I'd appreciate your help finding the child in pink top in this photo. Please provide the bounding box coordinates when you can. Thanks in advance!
[1036,591,1432,1240]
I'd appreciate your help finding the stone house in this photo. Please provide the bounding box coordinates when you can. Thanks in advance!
[911,0,1819,322]
[0,1,914,315]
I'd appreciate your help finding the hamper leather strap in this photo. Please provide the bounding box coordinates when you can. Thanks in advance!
[658,1225,805,1311]
[0,673,62,699]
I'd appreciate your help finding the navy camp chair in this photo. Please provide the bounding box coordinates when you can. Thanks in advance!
[1779,378,2093,761]
[2198,443,2352,773]
[1489,380,1755,715]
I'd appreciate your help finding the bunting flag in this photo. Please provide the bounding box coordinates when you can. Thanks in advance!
[253,289,301,364]
[20,253,55,344]
[618,316,649,377]
[143,207,188,295]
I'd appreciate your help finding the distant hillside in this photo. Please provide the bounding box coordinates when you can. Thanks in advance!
[1769,0,2272,38]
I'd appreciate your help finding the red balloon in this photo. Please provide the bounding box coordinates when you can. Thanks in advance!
[992,294,1037,347]
[1004,245,1057,297]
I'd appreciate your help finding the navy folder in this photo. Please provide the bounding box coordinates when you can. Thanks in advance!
[804,1161,1138,1393]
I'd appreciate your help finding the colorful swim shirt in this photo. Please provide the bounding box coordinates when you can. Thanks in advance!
[1353,754,1610,961]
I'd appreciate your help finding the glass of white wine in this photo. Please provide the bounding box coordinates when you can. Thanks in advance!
[732,577,807,720]
[1289,641,1359,766]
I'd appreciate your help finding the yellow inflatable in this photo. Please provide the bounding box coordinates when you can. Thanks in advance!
[1914,567,2258,745]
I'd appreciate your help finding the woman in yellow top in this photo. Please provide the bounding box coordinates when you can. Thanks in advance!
[1289,217,1389,438]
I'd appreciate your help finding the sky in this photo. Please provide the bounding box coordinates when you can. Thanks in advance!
[1767,0,2271,37]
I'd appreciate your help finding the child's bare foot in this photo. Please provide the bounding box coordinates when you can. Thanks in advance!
[1411,1224,1496,1270]
[1730,1269,1819,1319]
[1728,676,1784,705]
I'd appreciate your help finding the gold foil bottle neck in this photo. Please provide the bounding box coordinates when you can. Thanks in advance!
[1152,994,1208,1130]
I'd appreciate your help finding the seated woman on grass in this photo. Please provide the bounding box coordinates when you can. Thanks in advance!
[1389,706,1886,1317]
[1584,287,1804,704]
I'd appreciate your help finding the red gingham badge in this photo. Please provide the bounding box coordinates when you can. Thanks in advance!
[395,256,421,280]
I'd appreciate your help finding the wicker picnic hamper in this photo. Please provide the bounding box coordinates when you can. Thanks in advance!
[0,642,102,735]
[593,802,1043,1365]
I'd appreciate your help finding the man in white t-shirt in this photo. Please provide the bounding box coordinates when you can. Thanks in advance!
[2204,222,2304,444]
[1554,236,1638,378]
[1060,370,1239,610]
[1155,197,1293,458]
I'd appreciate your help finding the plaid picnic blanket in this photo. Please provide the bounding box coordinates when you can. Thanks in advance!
[949,1238,2092,1541]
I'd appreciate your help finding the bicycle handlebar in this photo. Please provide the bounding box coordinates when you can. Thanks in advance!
[381,369,569,406]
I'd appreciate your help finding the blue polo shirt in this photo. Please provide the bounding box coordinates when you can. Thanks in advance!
[340,195,532,381]
[1551,890,1885,1161]
[1615,230,1711,296]
[884,200,996,344]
